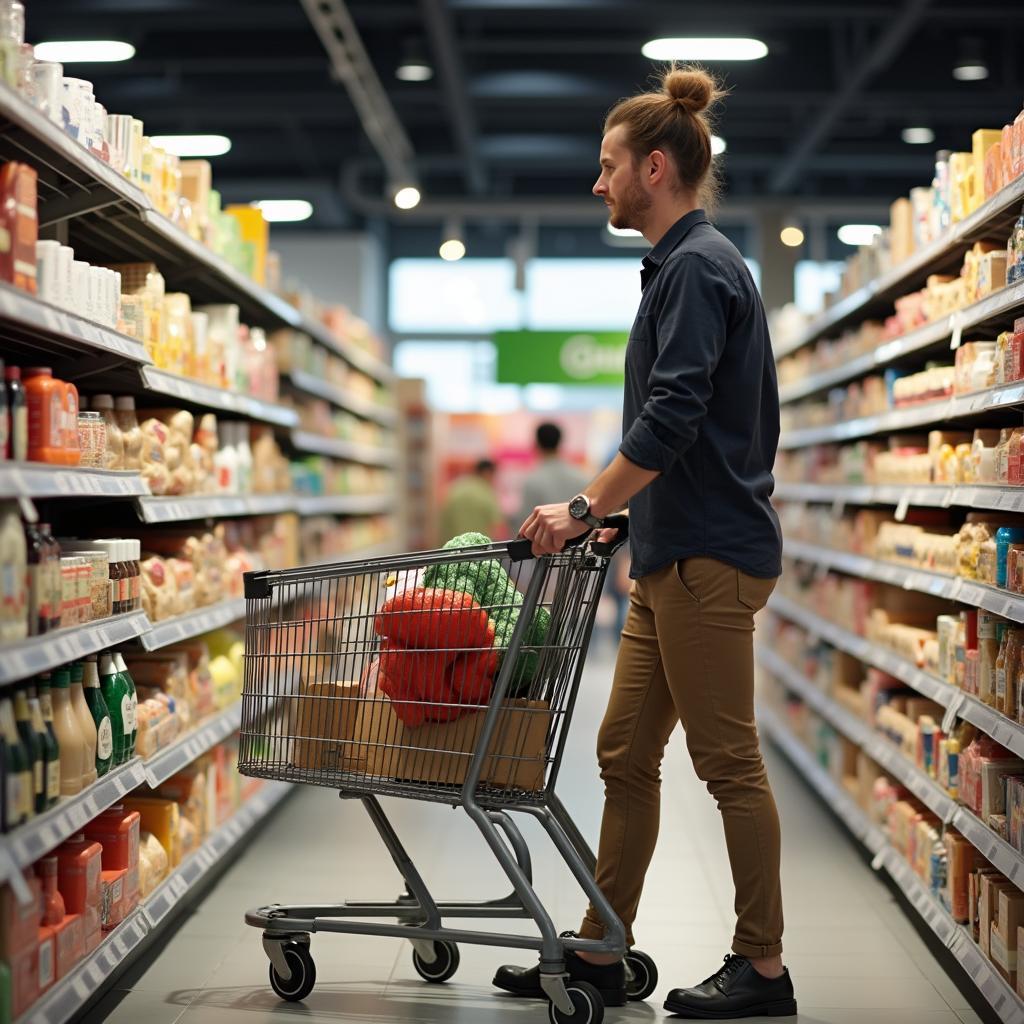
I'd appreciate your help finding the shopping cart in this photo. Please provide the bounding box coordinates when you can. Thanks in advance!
[238,522,658,1024]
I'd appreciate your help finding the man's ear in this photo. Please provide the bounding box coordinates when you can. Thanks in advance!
[647,149,668,185]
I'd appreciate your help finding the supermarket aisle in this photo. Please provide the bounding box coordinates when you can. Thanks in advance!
[87,639,985,1024]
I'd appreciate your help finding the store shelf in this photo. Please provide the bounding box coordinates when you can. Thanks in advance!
[775,481,1024,515]
[773,173,1024,360]
[20,781,291,1024]
[290,430,398,467]
[0,610,149,686]
[783,538,1024,623]
[294,493,393,517]
[284,369,398,427]
[0,465,148,499]
[138,367,298,428]
[759,702,1024,1024]
[137,598,244,651]
[143,702,243,788]
[134,492,296,523]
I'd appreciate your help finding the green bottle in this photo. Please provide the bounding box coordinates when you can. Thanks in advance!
[12,687,42,816]
[113,653,137,758]
[36,676,61,809]
[82,657,113,776]
[26,685,58,811]
[0,696,30,830]
[98,653,128,766]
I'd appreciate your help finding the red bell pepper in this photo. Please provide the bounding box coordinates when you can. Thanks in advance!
[375,587,494,650]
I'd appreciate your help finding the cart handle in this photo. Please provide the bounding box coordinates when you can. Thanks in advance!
[507,514,629,561]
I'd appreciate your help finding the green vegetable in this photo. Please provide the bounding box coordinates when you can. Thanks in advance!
[423,532,550,695]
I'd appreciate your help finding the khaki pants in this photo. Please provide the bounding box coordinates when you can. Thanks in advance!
[578,556,783,958]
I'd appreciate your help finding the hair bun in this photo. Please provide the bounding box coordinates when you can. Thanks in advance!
[663,67,715,114]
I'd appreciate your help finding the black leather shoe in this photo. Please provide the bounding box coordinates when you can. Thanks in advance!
[494,940,626,1007]
[664,954,797,1019]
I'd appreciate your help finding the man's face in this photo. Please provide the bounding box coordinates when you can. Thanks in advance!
[593,125,652,231]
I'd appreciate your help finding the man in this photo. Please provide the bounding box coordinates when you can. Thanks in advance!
[518,422,589,528]
[494,65,793,1019]
[438,458,505,542]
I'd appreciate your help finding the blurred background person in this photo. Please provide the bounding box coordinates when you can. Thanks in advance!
[518,422,589,527]
[439,458,507,541]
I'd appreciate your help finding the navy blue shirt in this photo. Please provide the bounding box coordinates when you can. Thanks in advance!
[619,209,782,580]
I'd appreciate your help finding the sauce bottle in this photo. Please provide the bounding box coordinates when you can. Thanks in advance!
[82,656,113,777]
[5,365,26,461]
[50,668,85,796]
[13,685,42,815]
[113,652,137,757]
[23,367,64,464]
[98,653,128,765]
[62,378,80,466]
[36,857,65,926]
[0,693,30,829]
[24,518,47,635]
[37,522,61,631]
[30,681,59,810]
[68,662,98,788]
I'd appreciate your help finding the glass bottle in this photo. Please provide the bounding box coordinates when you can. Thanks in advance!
[50,668,84,796]
[24,519,46,636]
[113,652,137,757]
[82,656,113,777]
[0,694,30,830]
[12,685,41,815]
[29,682,59,810]
[68,662,97,788]
[37,523,61,631]
[98,652,128,765]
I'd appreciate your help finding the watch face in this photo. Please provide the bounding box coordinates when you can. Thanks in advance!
[569,495,588,519]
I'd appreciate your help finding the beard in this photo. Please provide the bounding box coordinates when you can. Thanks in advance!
[608,171,652,231]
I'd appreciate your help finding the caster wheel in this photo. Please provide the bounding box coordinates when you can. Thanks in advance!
[547,980,604,1024]
[268,943,316,1002]
[412,941,460,983]
[625,948,659,1001]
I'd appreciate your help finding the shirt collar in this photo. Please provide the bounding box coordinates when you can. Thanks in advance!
[640,208,709,289]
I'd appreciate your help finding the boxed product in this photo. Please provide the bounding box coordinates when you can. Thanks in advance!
[290,680,364,772]
[991,887,1024,986]
[123,797,181,868]
[55,836,102,954]
[84,805,141,913]
[944,831,977,923]
[35,927,55,998]
[52,913,84,980]
[138,831,170,898]
[100,870,127,930]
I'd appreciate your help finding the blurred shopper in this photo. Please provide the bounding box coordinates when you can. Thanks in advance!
[495,65,792,1019]
[438,458,506,541]
[518,422,588,527]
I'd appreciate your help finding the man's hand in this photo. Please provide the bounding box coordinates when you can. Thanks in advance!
[519,503,589,556]
[593,524,623,547]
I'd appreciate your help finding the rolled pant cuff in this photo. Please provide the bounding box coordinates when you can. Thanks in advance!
[578,917,634,947]
[732,939,783,958]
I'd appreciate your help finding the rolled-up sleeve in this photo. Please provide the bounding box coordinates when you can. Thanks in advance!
[619,253,734,472]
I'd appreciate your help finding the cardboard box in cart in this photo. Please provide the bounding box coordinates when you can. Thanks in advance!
[289,680,551,791]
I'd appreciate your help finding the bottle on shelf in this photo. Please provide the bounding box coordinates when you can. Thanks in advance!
[50,668,85,796]
[37,522,61,632]
[23,367,66,465]
[113,396,143,471]
[98,652,129,765]
[0,692,30,830]
[36,857,65,927]
[30,680,59,810]
[24,518,47,636]
[0,500,27,643]
[5,364,26,462]
[82,656,113,777]
[13,684,43,815]
[68,661,98,788]
[113,651,138,757]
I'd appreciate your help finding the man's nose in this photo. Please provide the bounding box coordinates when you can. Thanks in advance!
[592,179,604,196]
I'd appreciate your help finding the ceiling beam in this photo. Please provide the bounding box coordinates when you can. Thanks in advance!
[769,0,934,194]
[419,0,487,194]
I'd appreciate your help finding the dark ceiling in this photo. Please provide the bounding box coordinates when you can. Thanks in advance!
[28,0,1024,231]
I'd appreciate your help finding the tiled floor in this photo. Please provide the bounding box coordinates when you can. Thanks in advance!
[84,640,988,1023]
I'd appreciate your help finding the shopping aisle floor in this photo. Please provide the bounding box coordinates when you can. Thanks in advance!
[87,640,986,1024]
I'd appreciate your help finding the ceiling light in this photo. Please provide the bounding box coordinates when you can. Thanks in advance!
[641,37,768,61]
[711,135,727,156]
[393,185,422,210]
[396,62,433,82]
[252,199,313,223]
[953,61,989,81]
[838,223,882,247]
[151,134,232,158]
[34,40,135,63]
[780,226,804,248]
[901,126,935,145]
[439,239,466,261]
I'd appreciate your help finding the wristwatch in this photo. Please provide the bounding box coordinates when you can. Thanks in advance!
[568,494,604,529]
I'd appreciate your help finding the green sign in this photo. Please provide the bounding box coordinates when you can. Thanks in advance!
[493,330,629,385]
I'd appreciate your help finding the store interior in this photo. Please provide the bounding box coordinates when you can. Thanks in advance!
[1,1,1024,1022]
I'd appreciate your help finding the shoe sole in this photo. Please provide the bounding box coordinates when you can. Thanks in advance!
[663,997,798,1019]
[493,977,627,1007]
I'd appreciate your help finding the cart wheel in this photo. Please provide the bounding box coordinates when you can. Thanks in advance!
[625,948,658,1001]
[412,941,460,983]
[268,943,316,1002]
[547,981,604,1024]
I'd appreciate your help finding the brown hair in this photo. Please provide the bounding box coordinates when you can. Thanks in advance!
[604,64,728,214]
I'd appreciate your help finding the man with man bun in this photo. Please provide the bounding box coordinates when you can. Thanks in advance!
[501,65,795,1019]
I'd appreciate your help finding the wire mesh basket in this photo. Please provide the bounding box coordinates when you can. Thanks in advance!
[238,538,613,808]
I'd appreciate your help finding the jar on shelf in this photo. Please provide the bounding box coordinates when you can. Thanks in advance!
[76,411,106,468]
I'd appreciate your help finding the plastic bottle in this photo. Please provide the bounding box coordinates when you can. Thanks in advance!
[36,856,65,926]
[82,655,113,777]
[0,694,30,829]
[50,668,84,796]
[23,518,47,636]
[5,364,26,461]
[98,652,128,765]
[113,652,137,757]
[0,500,27,643]
[68,662,98,788]
[13,686,42,815]
[23,367,65,463]
[61,378,80,466]
[37,523,61,631]
[29,682,59,810]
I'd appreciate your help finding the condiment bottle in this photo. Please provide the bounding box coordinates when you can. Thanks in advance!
[128,540,141,611]
[98,653,129,765]
[113,652,137,757]
[37,523,61,631]
[82,656,113,777]
[0,693,30,829]
[12,685,42,815]
[36,857,65,926]
[68,662,98,788]
[61,378,80,465]
[5,364,26,461]
[23,368,66,464]
[24,518,47,635]
[50,668,85,795]
[30,681,59,810]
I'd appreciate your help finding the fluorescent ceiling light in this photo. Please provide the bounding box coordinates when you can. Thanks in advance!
[151,134,232,158]
[837,223,882,247]
[711,135,726,156]
[439,239,466,261]
[901,126,934,145]
[641,37,768,61]
[780,226,804,248]
[252,199,313,223]
[393,185,422,210]
[34,40,135,63]
[396,62,433,82]
[953,61,988,81]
